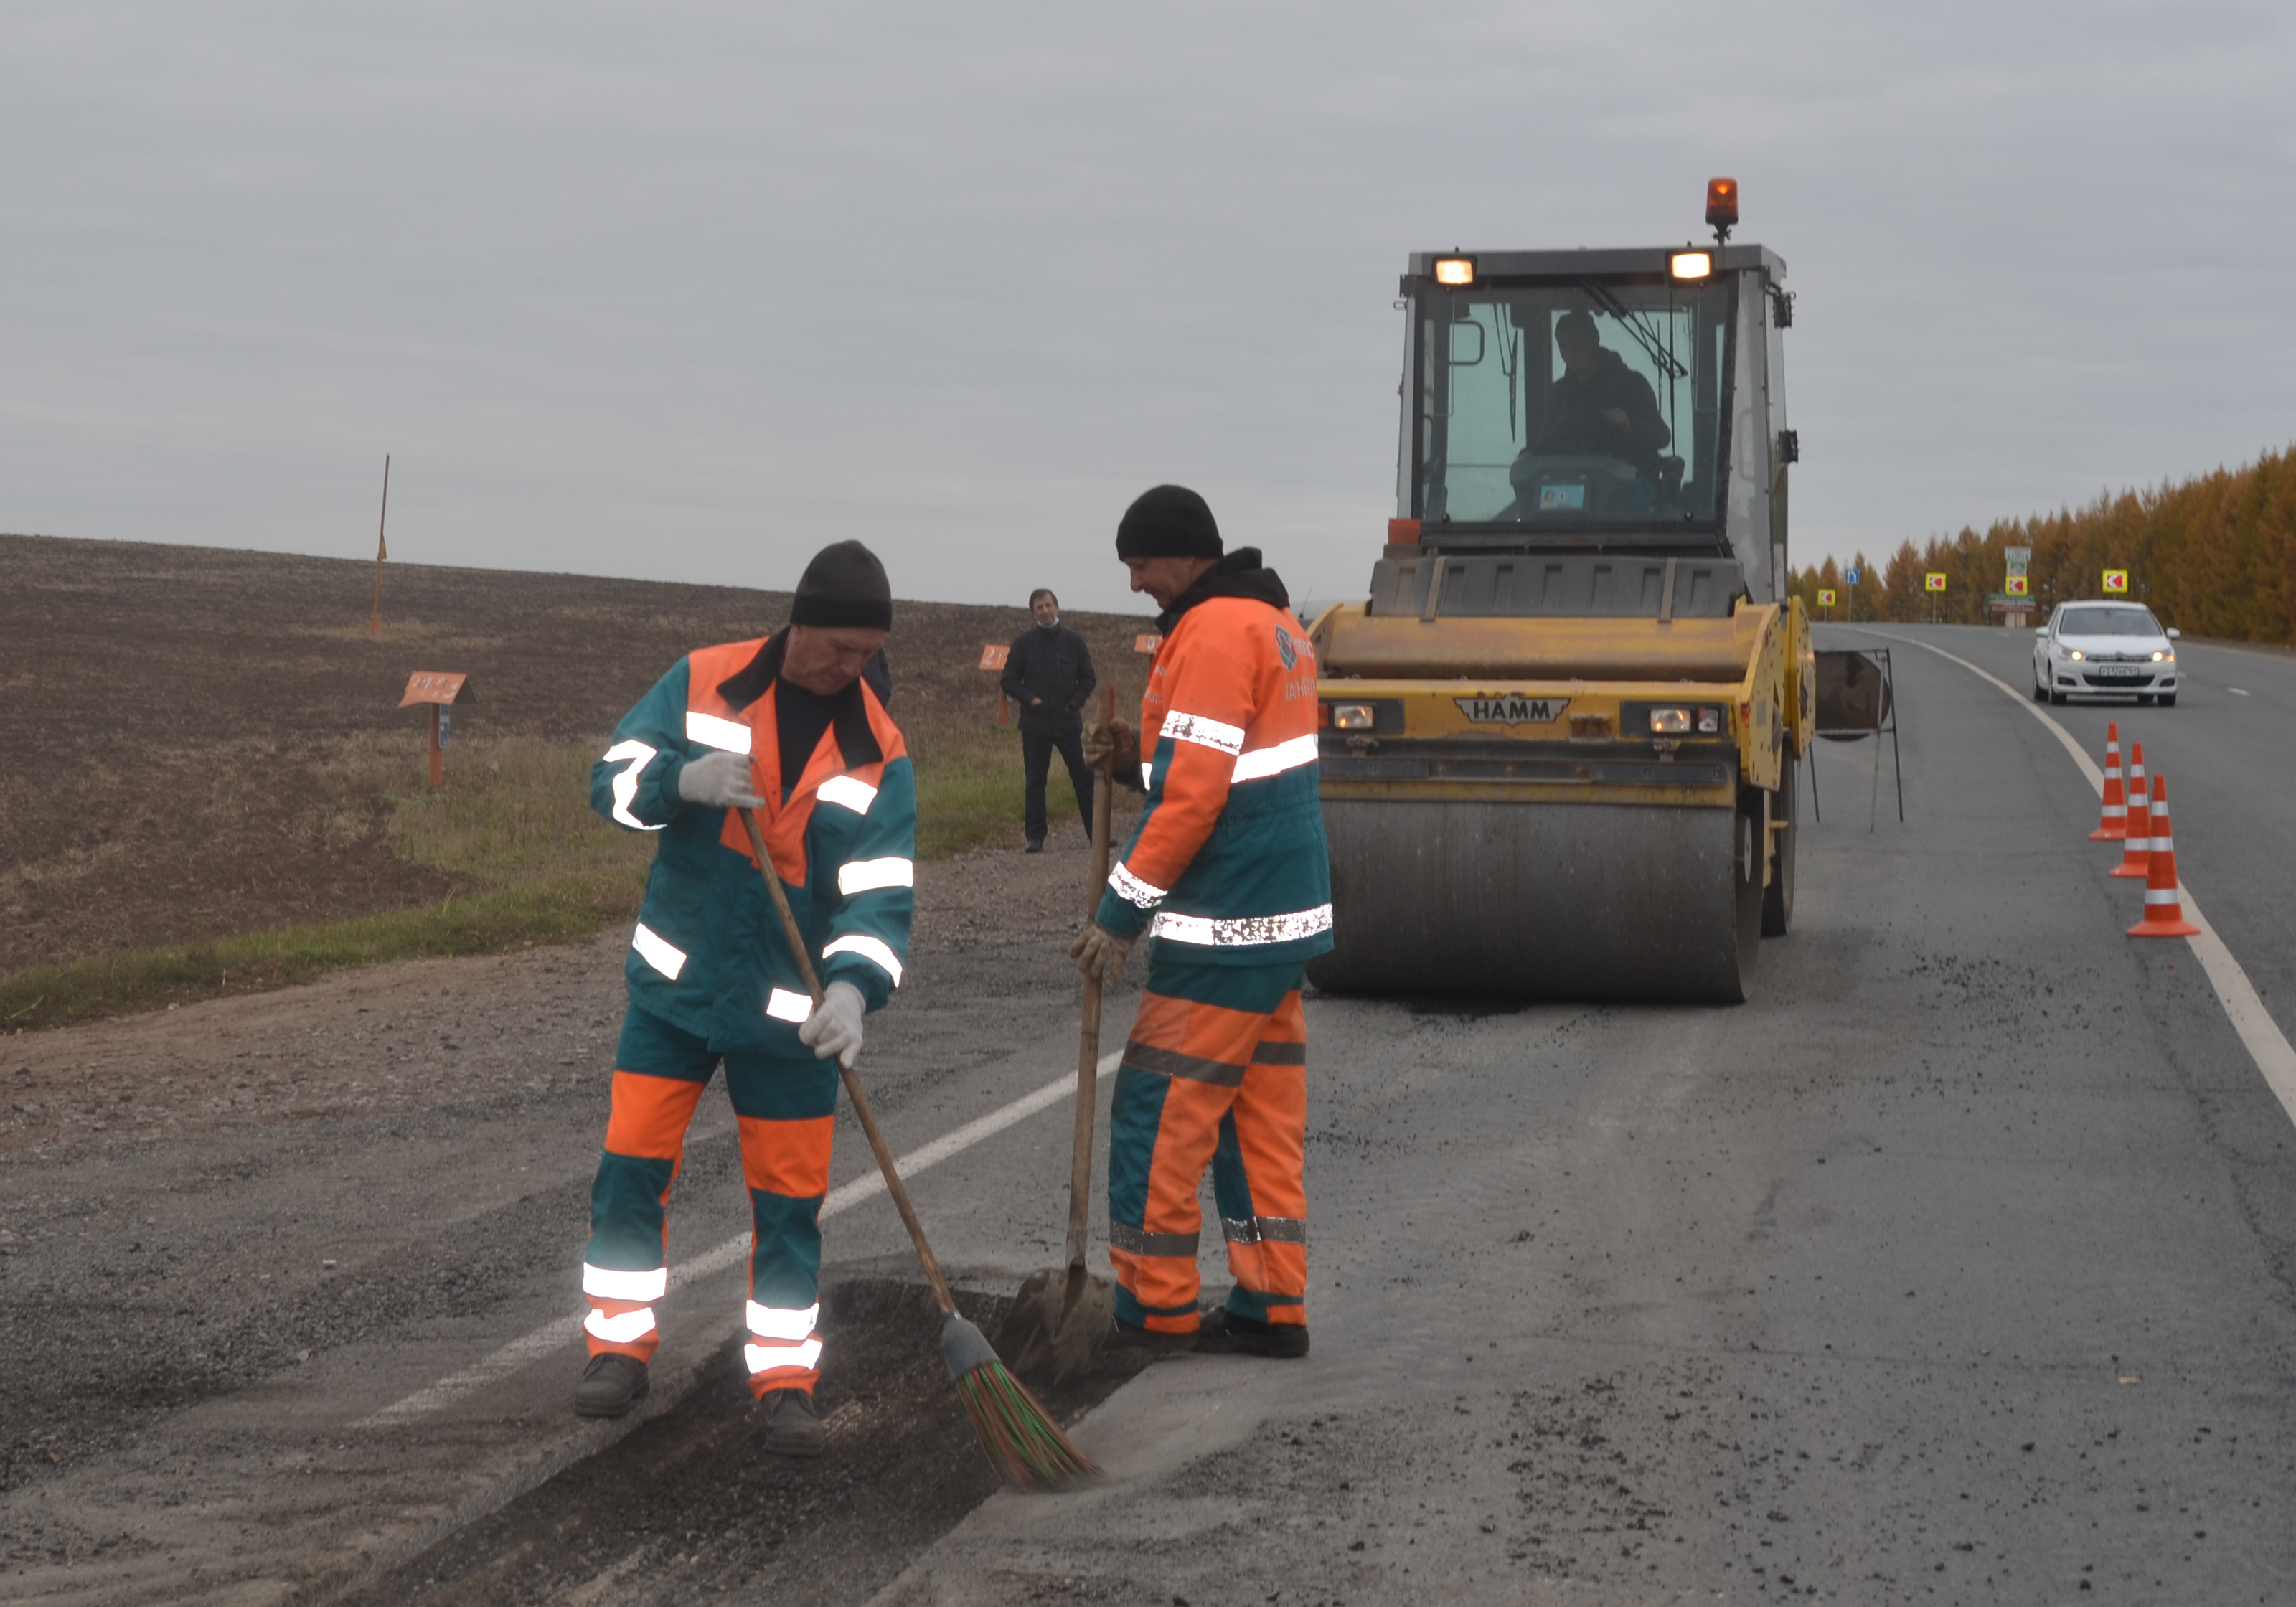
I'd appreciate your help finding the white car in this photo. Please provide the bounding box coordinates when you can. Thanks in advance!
[2033,601,2180,706]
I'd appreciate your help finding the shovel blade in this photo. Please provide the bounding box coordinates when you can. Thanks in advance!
[997,1266,1116,1385]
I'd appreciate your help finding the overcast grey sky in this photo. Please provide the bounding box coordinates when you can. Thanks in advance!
[6,2,2292,614]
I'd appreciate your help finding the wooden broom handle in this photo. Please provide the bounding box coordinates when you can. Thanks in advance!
[738,806,957,1318]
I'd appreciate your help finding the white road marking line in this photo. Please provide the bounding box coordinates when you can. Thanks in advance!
[357,1051,1121,1428]
[1870,632,2296,1127]
[2229,687,2251,696]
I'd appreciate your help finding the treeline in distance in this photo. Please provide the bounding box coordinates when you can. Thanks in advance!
[1787,444,2296,641]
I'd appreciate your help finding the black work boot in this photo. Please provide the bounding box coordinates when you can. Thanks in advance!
[574,1352,651,1418]
[758,1387,825,1458]
[1195,1308,1309,1359]
[1025,837,1045,854]
[1106,1319,1198,1357]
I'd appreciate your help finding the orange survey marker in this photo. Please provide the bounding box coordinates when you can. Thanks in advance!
[399,671,476,788]
[2089,722,2127,841]
[979,644,1011,727]
[2127,776,2200,938]
[2109,741,2150,879]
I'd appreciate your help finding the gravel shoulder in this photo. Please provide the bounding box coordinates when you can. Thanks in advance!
[0,824,1119,1603]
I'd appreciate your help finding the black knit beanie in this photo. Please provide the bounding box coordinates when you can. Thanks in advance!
[790,540,893,630]
[1116,484,1223,560]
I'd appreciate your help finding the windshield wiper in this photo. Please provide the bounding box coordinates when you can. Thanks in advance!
[1577,280,1688,381]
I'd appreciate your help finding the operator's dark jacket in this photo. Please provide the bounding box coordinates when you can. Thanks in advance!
[1000,623,1098,736]
[1535,346,1671,471]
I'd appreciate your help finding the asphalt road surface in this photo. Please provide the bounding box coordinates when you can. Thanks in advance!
[6,626,2295,1605]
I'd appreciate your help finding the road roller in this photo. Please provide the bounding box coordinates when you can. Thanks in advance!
[1307,182,1814,1002]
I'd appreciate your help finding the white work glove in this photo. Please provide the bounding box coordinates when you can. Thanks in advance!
[1069,923,1134,985]
[677,750,763,809]
[798,981,866,1068]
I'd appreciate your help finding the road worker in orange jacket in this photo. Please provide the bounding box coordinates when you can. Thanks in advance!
[1074,485,1332,1356]
[576,542,916,1458]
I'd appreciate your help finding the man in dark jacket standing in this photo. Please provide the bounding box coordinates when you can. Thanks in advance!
[1001,588,1098,852]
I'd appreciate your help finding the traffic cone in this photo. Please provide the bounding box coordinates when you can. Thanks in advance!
[2089,721,2127,840]
[2128,776,2200,938]
[2109,741,2150,879]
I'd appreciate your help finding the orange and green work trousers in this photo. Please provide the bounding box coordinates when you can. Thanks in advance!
[583,1007,837,1396]
[1108,956,1307,1334]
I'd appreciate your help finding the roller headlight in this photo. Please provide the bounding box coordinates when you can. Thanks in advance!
[1650,707,1691,735]
[1330,703,1375,730]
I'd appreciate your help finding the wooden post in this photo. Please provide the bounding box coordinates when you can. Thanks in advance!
[370,453,391,636]
[428,703,443,787]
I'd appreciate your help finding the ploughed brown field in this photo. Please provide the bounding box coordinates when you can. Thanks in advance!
[0,532,1152,989]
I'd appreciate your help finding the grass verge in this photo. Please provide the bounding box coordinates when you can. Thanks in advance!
[1,877,640,1032]
[5,726,1116,1032]
[913,725,1083,859]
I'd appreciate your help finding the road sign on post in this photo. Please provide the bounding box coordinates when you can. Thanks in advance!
[2103,570,2130,593]
[2005,545,2031,578]
[2005,575,2028,595]
[399,672,476,788]
[1816,587,1837,620]
[1134,633,1162,655]
[1924,573,1947,592]
[978,644,1010,727]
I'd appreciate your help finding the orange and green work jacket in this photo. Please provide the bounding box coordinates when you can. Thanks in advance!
[590,635,915,1050]
[1094,550,1335,966]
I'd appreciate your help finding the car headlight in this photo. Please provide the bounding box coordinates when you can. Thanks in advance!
[2151,649,2167,661]
[2067,649,2084,661]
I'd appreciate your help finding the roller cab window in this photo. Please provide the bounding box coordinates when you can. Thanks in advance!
[1413,275,1735,531]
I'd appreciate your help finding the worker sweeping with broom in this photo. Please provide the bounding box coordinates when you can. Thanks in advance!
[1073,485,1333,1356]
[575,542,914,1457]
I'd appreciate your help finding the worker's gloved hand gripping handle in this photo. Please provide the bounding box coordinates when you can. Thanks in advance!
[1069,924,1132,984]
[678,750,763,810]
[797,981,865,1070]
[1081,717,1140,789]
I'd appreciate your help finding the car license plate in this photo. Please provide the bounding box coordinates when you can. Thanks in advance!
[2089,668,2141,681]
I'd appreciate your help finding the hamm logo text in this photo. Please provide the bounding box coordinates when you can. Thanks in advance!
[1455,695,1571,726]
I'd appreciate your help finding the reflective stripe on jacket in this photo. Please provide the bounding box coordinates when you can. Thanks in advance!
[1093,598,1333,965]
[591,638,916,1050]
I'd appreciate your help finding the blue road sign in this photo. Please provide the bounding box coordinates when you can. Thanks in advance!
[1845,567,1862,585]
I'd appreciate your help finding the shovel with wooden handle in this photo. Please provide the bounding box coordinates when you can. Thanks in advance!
[997,685,1121,1382]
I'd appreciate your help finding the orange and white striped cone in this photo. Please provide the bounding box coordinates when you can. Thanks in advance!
[2109,740,2150,879]
[2089,721,2127,841]
[2127,775,2200,938]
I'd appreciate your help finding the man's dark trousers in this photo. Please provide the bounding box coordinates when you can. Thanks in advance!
[1024,728,1095,846]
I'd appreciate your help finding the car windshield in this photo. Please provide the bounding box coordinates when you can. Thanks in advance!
[1411,274,1734,529]
[2059,606,2160,637]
